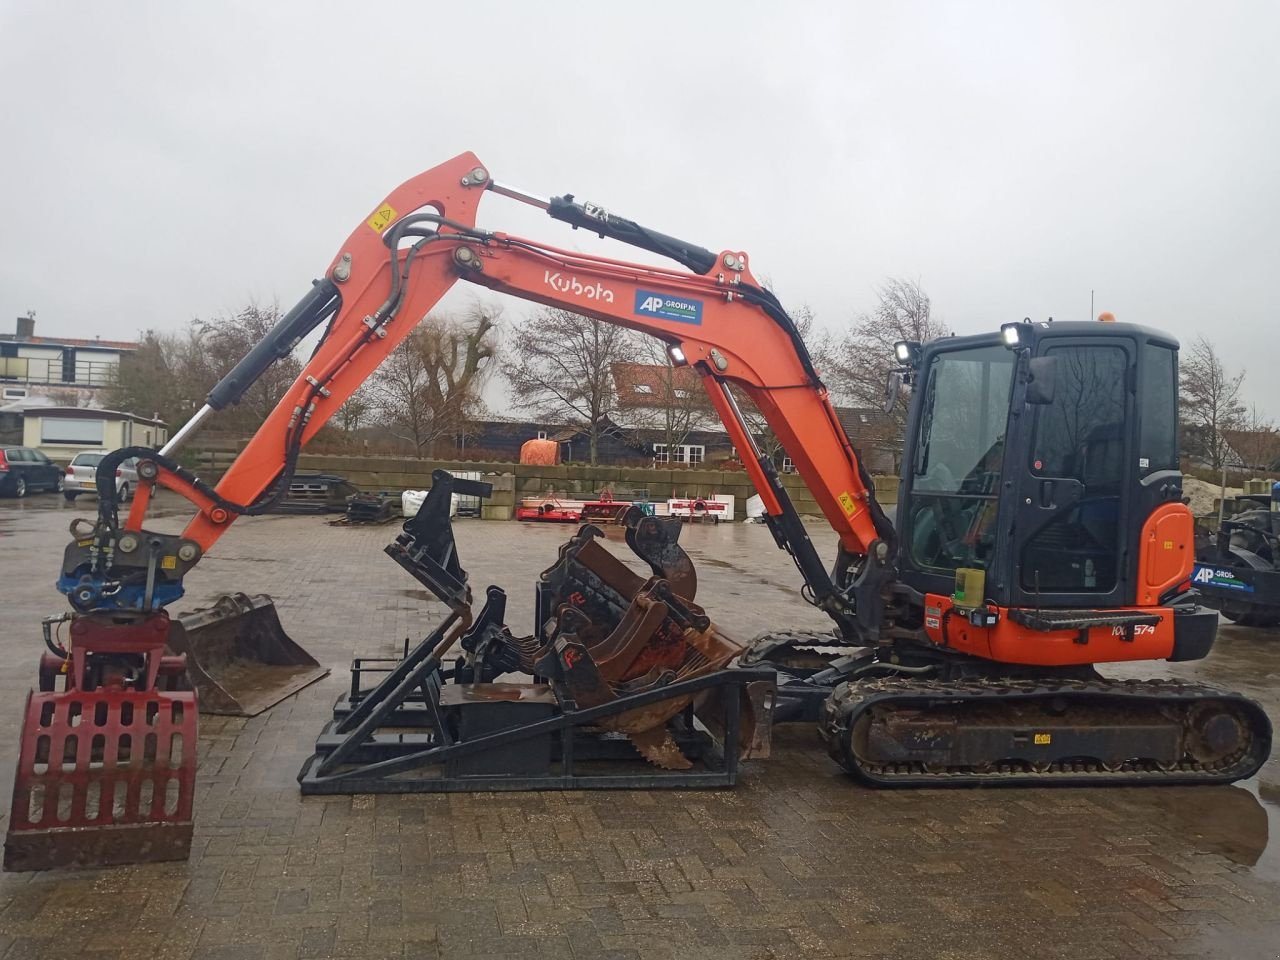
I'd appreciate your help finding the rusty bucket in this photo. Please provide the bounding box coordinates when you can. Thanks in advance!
[167,594,329,716]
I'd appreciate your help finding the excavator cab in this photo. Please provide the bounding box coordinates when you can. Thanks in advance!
[897,320,1199,647]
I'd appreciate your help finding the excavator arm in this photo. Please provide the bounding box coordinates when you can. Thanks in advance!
[69,152,895,639]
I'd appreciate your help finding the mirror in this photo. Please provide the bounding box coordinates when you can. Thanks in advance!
[882,370,903,413]
[1026,355,1056,405]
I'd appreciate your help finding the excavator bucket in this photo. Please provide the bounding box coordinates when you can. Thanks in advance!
[167,594,329,716]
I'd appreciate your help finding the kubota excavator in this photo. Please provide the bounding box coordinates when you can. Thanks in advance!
[13,153,1273,862]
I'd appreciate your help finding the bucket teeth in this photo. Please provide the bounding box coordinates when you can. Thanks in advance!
[627,726,693,770]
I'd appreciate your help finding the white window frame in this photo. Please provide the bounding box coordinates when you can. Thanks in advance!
[40,417,105,445]
[632,384,654,395]
[654,442,705,465]
[536,430,548,440]
[673,388,690,399]
[781,456,796,474]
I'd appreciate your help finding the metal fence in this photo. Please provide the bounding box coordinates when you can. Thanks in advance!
[0,356,119,388]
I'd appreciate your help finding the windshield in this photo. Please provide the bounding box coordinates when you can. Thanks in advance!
[908,344,1015,575]
[915,346,1014,496]
[71,453,105,467]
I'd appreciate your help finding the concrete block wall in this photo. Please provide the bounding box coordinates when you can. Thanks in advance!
[185,450,899,519]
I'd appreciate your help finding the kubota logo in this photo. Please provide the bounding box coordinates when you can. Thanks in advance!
[544,270,615,303]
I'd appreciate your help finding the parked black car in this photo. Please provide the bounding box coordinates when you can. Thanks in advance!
[0,446,64,497]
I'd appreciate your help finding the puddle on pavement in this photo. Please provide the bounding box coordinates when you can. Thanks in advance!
[1153,780,1278,881]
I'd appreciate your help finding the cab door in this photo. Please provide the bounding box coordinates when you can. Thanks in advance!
[1010,338,1136,609]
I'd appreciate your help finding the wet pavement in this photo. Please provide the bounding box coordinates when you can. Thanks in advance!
[0,492,1277,959]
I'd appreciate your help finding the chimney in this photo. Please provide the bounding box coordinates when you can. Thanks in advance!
[16,315,34,340]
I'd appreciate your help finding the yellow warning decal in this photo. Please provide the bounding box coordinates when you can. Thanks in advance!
[367,202,397,233]
[1163,540,1174,550]
[77,539,93,547]
[1034,733,1051,746]
[837,491,858,517]
[161,555,177,570]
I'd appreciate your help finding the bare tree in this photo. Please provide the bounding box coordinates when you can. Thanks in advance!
[1180,336,1246,471]
[503,308,638,464]
[107,327,214,432]
[375,305,498,456]
[335,383,376,435]
[197,302,301,431]
[826,278,949,435]
[1228,405,1279,472]
[45,387,90,408]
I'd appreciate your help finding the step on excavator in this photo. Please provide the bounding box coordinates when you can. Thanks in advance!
[7,151,1271,867]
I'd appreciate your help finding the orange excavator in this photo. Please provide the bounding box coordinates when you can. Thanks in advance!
[13,152,1272,863]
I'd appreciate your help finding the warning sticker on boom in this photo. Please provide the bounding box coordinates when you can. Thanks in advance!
[367,202,397,233]
[837,491,858,517]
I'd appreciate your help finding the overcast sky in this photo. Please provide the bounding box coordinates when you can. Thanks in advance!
[2,2,1277,412]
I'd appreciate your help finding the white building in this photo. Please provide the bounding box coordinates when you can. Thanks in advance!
[0,314,138,404]
[20,407,167,462]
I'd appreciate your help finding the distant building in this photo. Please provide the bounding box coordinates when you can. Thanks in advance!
[833,406,901,475]
[19,407,167,462]
[0,314,138,404]
[608,362,730,466]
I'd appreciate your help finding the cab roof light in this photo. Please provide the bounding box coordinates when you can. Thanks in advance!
[892,340,922,368]
[1000,320,1034,351]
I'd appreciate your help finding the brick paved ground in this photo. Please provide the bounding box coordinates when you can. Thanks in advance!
[0,495,1277,960]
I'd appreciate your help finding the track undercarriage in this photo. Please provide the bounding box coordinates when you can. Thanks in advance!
[746,630,1273,787]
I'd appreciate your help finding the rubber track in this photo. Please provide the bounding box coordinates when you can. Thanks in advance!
[819,675,1273,788]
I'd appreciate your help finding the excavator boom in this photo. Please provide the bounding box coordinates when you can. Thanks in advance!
[74,152,893,643]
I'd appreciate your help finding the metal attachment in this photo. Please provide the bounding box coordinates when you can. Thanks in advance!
[136,459,158,480]
[723,253,744,271]
[709,348,729,372]
[333,252,352,283]
[304,375,331,398]
[489,180,553,210]
[460,166,489,187]
[176,542,200,563]
[453,246,483,271]
[117,533,139,554]
[159,404,214,457]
